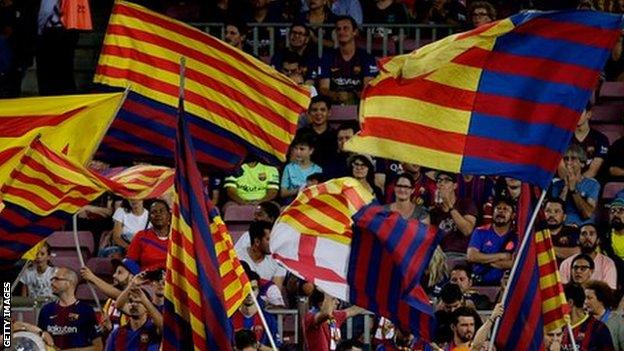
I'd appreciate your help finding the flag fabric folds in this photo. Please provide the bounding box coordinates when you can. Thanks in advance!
[0,141,175,268]
[0,93,125,185]
[94,1,310,169]
[270,177,374,300]
[350,204,441,342]
[345,11,623,188]
[163,100,234,350]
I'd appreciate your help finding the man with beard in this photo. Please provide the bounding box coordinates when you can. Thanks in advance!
[467,197,517,285]
[230,269,281,350]
[105,281,162,350]
[445,306,481,350]
[543,198,580,262]
[80,259,134,333]
[560,223,617,289]
[236,220,287,288]
[604,198,624,261]
[37,267,103,350]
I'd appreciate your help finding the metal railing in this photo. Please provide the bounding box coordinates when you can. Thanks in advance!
[191,22,457,58]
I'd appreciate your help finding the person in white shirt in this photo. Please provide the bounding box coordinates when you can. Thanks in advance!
[20,242,57,300]
[235,220,287,288]
[112,199,150,249]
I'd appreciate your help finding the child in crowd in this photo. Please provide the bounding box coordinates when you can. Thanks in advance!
[280,133,323,204]
[20,242,56,300]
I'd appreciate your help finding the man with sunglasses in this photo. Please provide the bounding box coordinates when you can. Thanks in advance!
[37,267,103,350]
[601,197,624,297]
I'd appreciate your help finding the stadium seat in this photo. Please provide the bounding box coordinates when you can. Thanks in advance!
[223,204,256,222]
[51,256,83,272]
[591,104,624,123]
[86,257,114,284]
[599,81,624,101]
[591,123,624,144]
[75,283,107,302]
[603,182,624,199]
[47,231,95,259]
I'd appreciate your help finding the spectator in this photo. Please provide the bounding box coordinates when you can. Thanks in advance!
[296,95,338,169]
[584,280,624,350]
[560,223,618,289]
[80,259,134,333]
[271,23,318,80]
[434,283,465,344]
[323,120,360,179]
[419,0,467,26]
[569,253,596,287]
[224,21,249,53]
[444,306,482,350]
[330,0,363,25]
[111,199,149,250]
[230,269,281,349]
[471,302,504,351]
[105,286,162,351]
[431,171,478,258]
[363,0,410,48]
[280,133,323,203]
[561,283,614,350]
[448,263,491,310]
[241,260,285,307]
[607,133,624,178]
[233,201,281,253]
[125,199,172,274]
[298,0,338,48]
[20,241,56,300]
[235,220,287,287]
[568,103,610,179]
[318,15,378,105]
[38,267,103,350]
[36,0,79,95]
[280,51,318,95]
[306,172,326,186]
[304,289,365,351]
[348,153,384,202]
[224,158,279,206]
[457,175,496,226]
[383,162,436,207]
[467,197,517,285]
[235,329,259,351]
[243,0,283,57]
[549,144,600,226]
[604,197,624,261]
[543,327,563,351]
[543,197,580,262]
[467,1,496,28]
[384,173,429,221]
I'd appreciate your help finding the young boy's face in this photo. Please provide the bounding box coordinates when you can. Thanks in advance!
[293,144,313,162]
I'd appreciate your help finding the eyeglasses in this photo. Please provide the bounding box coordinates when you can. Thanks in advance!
[51,277,69,281]
[352,162,368,168]
[290,30,307,37]
[572,265,591,271]
[610,207,624,214]
[395,184,413,189]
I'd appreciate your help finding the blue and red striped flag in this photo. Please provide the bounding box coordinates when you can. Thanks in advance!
[94,1,310,170]
[163,96,233,350]
[349,204,441,342]
[345,10,623,188]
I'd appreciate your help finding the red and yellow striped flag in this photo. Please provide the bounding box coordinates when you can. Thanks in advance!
[535,229,570,332]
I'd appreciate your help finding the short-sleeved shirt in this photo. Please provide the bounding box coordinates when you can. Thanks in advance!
[551,226,580,248]
[561,315,615,351]
[112,208,150,242]
[304,310,348,351]
[281,162,323,191]
[548,178,600,226]
[572,128,610,172]
[431,198,479,254]
[105,318,161,351]
[296,126,338,170]
[468,225,518,284]
[38,300,102,349]
[230,309,281,347]
[560,253,618,289]
[236,247,287,281]
[125,229,169,274]
[20,266,56,299]
[318,48,378,96]
[224,163,280,202]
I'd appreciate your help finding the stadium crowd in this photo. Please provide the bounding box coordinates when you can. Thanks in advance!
[5,0,624,350]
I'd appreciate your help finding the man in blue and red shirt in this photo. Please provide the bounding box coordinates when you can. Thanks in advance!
[467,197,518,285]
[105,286,162,351]
[38,267,103,350]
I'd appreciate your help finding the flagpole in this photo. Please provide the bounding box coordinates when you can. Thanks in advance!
[250,291,279,350]
[72,213,103,312]
[566,323,579,351]
[488,189,547,351]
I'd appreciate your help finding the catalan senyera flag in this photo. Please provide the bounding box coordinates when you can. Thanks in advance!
[94,1,310,169]
[345,11,622,188]
[350,204,441,342]
[0,139,108,268]
[270,177,374,300]
[163,99,234,350]
[106,164,175,200]
[0,93,125,185]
